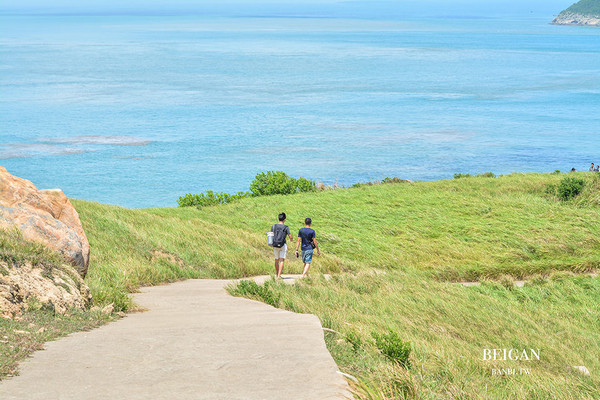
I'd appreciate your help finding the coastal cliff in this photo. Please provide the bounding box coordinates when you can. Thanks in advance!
[552,0,600,26]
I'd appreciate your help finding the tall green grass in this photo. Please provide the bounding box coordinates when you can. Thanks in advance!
[230,270,600,399]
[68,172,599,398]
[74,172,600,311]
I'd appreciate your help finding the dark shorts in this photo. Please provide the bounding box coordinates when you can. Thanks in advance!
[302,249,313,263]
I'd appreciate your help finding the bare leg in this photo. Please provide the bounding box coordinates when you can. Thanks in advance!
[301,263,311,278]
[274,259,279,276]
[277,259,285,278]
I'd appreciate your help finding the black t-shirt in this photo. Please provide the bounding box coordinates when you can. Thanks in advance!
[271,224,290,244]
[298,227,316,251]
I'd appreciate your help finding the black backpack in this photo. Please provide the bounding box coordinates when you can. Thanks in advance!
[271,224,287,248]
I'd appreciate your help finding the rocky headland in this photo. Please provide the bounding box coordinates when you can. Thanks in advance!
[552,12,600,26]
[552,0,600,26]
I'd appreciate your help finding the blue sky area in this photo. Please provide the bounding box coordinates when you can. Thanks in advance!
[0,0,574,18]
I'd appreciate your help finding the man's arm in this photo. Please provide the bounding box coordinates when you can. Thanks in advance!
[295,237,301,255]
[313,238,320,256]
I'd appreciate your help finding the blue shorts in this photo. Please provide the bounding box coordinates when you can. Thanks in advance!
[302,249,313,263]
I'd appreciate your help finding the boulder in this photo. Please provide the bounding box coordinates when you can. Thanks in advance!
[0,166,90,277]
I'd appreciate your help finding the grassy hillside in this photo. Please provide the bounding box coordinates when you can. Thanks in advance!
[231,269,600,399]
[563,0,600,16]
[74,172,600,311]
[69,171,599,399]
[5,172,597,396]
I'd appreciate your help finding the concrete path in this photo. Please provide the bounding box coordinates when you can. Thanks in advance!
[0,277,350,399]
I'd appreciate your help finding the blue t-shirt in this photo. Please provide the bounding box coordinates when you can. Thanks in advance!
[298,227,316,251]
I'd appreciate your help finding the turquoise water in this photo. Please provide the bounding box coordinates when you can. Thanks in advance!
[1,15,599,207]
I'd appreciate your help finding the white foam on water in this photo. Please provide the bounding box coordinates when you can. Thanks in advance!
[0,143,87,158]
[37,136,151,146]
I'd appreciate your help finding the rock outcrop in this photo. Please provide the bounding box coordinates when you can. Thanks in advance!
[0,260,91,317]
[0,167,90,277]
[551,12,600,26]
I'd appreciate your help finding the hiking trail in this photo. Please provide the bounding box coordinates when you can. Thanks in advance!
[0,276,349,399]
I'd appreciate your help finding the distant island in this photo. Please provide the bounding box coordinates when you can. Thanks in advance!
[552,0,600,26]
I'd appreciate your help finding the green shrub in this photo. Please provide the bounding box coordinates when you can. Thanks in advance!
[557,177,585,200]
[249,171,316,196]
[177,190,249,208]
[296,177,318,193]
[372,330,411,369]
[454,173,472,179]
[547,177,585,201]
[352,177,407,188]
[454,172,496,179]
[178,171,316,207]
[381,177,408,184]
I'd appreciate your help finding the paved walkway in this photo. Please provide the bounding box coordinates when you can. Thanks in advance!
[0,277,349,399]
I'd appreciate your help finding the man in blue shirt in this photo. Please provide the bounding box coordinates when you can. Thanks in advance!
[295,217,320,278]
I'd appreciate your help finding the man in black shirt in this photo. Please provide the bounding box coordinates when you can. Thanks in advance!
[271,212,292,278]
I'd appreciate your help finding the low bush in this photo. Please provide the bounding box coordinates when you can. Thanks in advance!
[546,176,585,201]
[453,173,472,179]
[454,172,496,179]
[177,191,249,207]
[371,330,411,369]
[381,177,409,184]
[178,171,316,208]
[295,176,318,193]
[249,171,316,196]
[352,177,407,188]
[557,177,585,200]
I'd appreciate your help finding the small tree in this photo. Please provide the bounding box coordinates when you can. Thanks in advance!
[547,176,586,201]
[372,330,412,369]
[249,171,315,196]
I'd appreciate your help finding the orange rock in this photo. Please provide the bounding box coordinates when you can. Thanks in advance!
[0,166,90,277]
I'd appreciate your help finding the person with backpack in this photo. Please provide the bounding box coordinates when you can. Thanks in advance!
[295,217,320,278]
[271,212,293,278]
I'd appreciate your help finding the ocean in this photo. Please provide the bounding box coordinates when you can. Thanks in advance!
[1,13,599,207]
